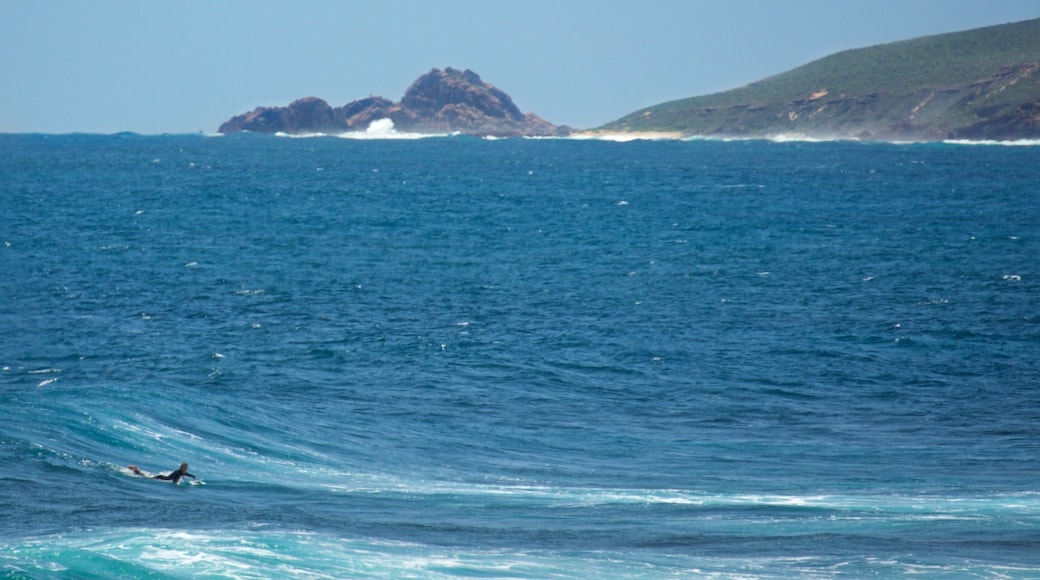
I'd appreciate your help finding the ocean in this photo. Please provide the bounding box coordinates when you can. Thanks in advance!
[1,132,1038,578]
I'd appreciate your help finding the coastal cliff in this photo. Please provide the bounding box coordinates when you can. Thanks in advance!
[218,68,569,137]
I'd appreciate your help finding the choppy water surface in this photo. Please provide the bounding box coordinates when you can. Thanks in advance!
[2,133,1038,577]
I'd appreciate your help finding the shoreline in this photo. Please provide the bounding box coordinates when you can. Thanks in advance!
[568,130,686,142]
[2,130,1038,146]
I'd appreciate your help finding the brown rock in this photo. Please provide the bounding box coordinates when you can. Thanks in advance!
[218,68,568,137]
[336,96,395,131]
[218,97,335,134]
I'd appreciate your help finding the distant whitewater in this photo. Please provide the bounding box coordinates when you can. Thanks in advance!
[2,133,1037,578]
[275,120,1040,145]
[271,118,449,140]
[339,118,454,140]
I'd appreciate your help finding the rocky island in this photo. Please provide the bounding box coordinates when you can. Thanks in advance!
[218,68,570,137]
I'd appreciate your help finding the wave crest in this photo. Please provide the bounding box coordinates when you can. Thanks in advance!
[337,118,451,140]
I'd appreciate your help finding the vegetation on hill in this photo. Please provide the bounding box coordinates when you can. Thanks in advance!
[601,18,1040,140]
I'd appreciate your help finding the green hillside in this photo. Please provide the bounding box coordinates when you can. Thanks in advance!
[601,18,1040,140]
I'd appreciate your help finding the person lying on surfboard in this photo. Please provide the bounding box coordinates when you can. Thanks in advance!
[128,462,196,484]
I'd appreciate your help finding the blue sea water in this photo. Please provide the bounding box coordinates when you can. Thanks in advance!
[1,132,1039,578]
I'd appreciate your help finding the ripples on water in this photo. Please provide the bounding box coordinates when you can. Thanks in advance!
[1,134,1038,577]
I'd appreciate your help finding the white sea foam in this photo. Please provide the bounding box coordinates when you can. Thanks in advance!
[9,525,1033,579]
[0,528,678,578]
[581,132,858,143]
[334,118,452,140]
[313,476,1040,519]
[28,367,61,374]
[566,132,1040,146]
[566,131,682,142]
[113,420,170,442]
[274,131,328,138]
[944,138,1040,146]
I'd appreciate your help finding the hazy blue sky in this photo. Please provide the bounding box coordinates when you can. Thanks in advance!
[2,1,1038,134]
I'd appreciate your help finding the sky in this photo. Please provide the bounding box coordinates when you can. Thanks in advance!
[2,0,1039,134]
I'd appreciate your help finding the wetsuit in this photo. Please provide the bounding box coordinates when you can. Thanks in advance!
[154,468,195,484]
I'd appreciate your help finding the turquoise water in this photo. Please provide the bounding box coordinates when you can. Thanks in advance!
[2,133,1038,577]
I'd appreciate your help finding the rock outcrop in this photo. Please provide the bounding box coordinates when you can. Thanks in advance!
[219,68,570,137]
[218,97,336,135]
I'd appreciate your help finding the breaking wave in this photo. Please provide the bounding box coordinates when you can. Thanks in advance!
[560,131,684,142]
[561,132,1040,146]
[943,138,1040,146]
[271,119,452,140]
[337,118,452,140]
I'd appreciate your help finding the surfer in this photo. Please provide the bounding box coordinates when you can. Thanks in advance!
[128,462,196,484]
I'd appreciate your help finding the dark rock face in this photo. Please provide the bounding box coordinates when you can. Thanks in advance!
[218,68,569,136]
[335,96,395,131]
[947,97,1040,140]
[398,68,523,126]
[218,97,334,135]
